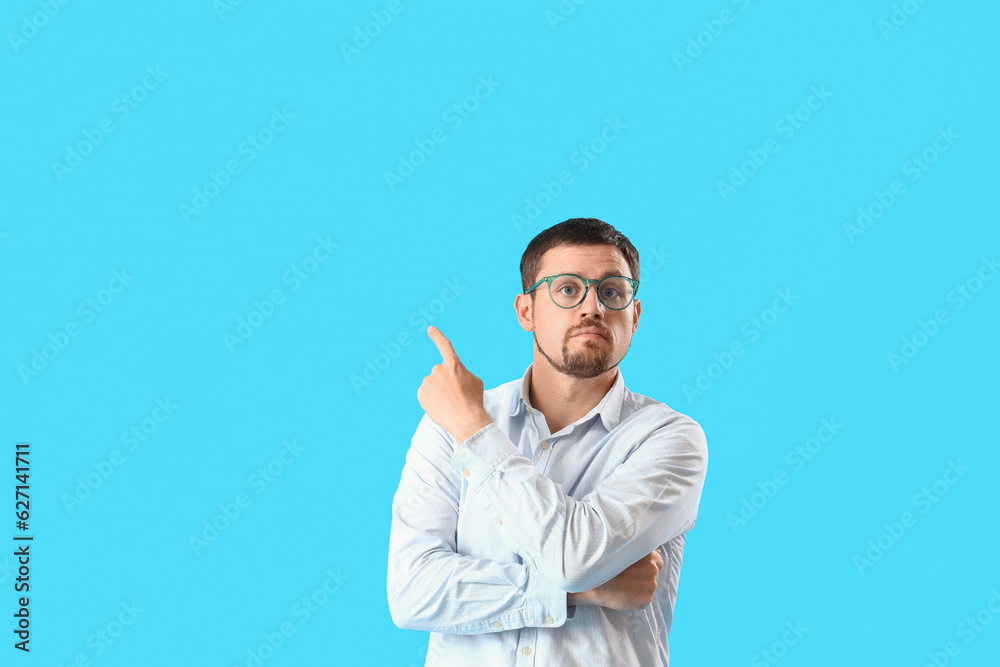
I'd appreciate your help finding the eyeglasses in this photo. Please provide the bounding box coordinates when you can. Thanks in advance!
[525,274,639,310]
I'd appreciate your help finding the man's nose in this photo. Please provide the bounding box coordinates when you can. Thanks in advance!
[577,286,605,317]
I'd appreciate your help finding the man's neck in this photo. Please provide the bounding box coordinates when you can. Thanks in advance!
[527,361,618,435]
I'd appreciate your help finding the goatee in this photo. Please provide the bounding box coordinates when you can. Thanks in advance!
[534,332,617,379]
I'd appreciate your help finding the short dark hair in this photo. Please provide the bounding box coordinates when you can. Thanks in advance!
[520,218,640,295]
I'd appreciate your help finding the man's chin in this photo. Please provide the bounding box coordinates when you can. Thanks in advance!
[535,333,618,378]
[564,367,608,380]
[561,354,614,378]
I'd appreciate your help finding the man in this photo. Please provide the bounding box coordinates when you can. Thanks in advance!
[387,218,708,666]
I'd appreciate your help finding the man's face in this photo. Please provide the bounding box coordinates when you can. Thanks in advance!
[516,244,640,379]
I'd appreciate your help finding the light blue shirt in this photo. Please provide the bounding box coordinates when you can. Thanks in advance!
[387,363,708,666]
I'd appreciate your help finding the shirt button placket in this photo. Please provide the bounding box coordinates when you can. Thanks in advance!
[519,628,537,663]
[534,439,552,472]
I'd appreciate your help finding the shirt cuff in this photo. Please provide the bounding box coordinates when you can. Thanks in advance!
[524,563,568,628]
[450,422,518,488]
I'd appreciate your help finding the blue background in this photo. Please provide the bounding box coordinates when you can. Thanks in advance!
[2,0,998,665]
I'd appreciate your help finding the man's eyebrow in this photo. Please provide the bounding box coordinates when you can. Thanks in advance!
[562,270,627,279]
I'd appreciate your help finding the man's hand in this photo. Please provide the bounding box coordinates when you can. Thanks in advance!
[417,326,493,445]
[568,550,663,611]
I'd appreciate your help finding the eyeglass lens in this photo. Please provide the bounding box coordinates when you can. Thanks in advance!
[550,275,634,309]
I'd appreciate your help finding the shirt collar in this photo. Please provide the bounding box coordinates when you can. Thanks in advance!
[506,363,626,432]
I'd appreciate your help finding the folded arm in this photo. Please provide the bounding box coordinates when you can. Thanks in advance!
[450,411,708,593]
[387,415,572,634]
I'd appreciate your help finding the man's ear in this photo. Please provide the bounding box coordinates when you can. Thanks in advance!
[632,299,641,334]
[515,293,534,332]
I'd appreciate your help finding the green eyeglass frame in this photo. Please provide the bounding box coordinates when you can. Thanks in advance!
[525,274,640,310]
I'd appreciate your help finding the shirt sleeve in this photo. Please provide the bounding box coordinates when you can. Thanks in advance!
[450,413,708,593]
[387,414,571,634]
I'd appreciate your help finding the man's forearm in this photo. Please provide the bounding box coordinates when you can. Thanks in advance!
[451,420,707,592]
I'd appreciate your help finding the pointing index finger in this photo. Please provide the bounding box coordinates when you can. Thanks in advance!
[427,326,460,363]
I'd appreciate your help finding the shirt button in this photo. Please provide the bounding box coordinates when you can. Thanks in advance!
[463,468,470,477]
[544,615,554,624]
[493,621,502,628]
[522,647,532,655]
[540,440,550,450]
[495,516,502,524]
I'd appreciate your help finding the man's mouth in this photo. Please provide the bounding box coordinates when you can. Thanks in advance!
[572,329,607,339]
